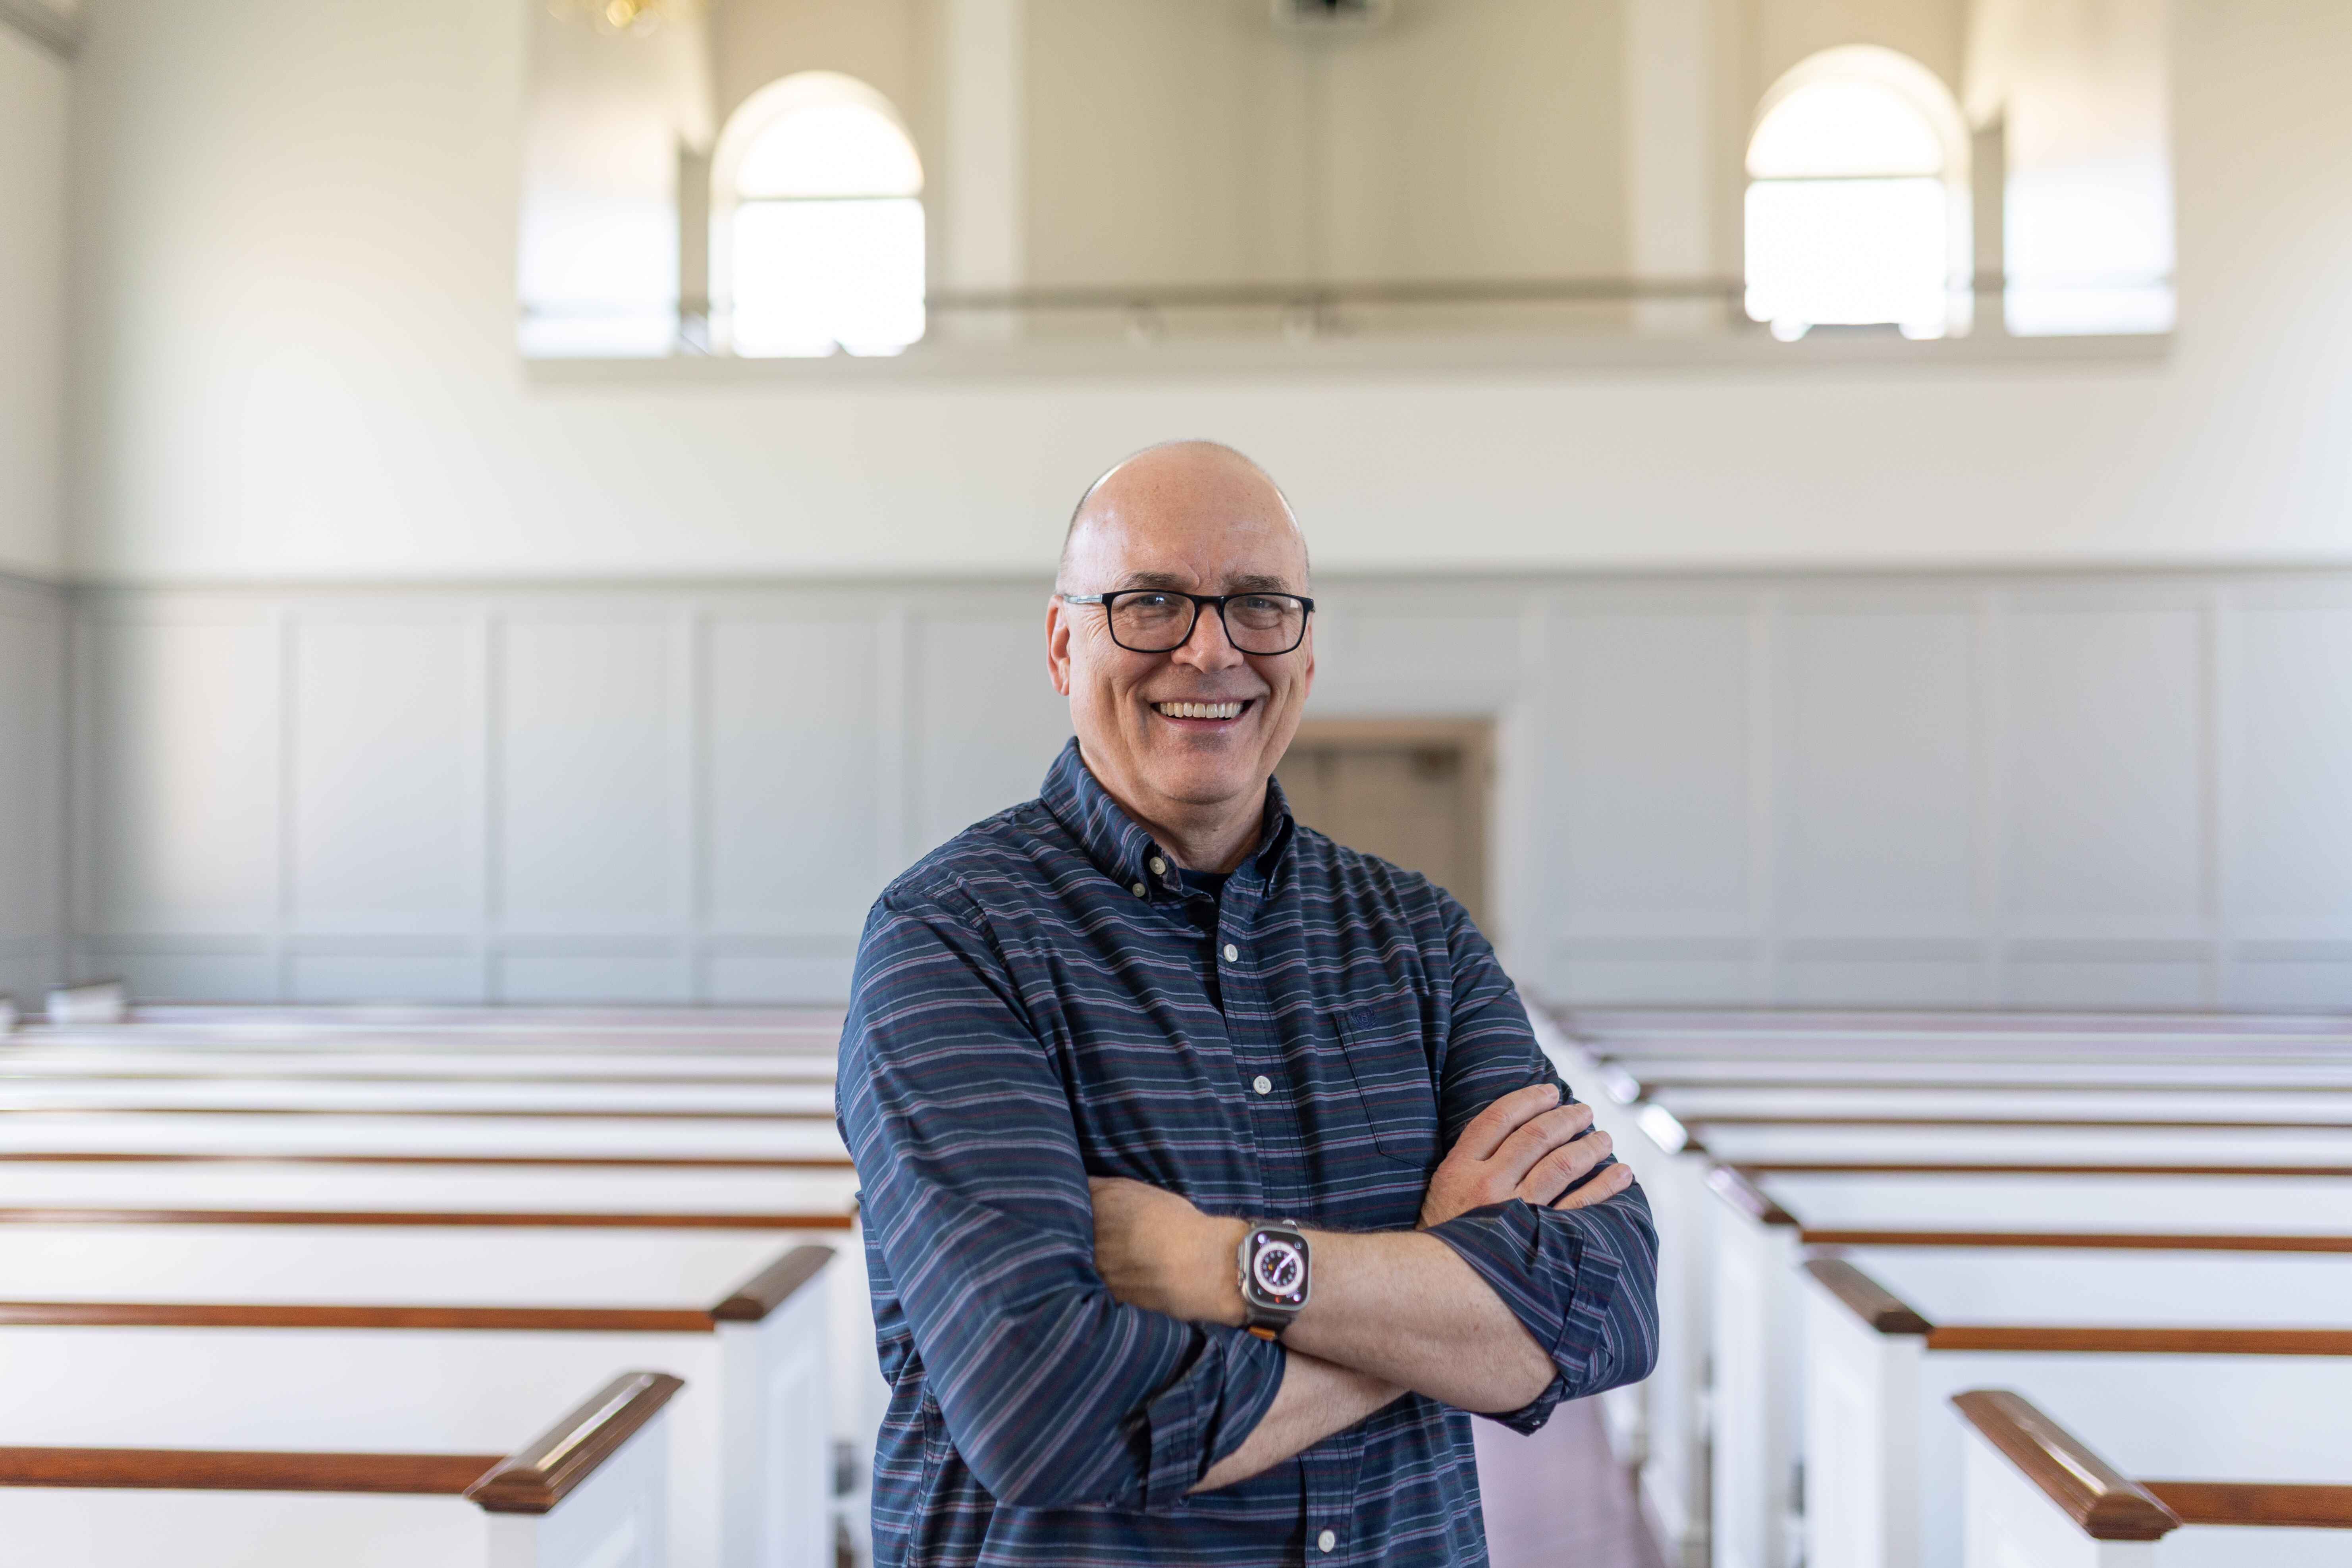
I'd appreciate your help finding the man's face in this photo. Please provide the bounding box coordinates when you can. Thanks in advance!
[1048,471,1315,830]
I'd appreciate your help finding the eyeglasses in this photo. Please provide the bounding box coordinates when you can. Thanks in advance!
[1060,589,1316,656]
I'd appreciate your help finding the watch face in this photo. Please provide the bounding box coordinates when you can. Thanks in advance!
[1249,1234,1307,1304]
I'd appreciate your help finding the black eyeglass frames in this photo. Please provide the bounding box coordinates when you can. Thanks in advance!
[1060,590,1316,656]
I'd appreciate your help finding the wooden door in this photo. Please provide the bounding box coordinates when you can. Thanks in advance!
[1276,719,1494,933]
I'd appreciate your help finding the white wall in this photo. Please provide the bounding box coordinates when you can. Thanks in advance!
[0,573,69,1003]
[0,21,67,579]
[66,570,2352,1008]
[56,0,2352,581]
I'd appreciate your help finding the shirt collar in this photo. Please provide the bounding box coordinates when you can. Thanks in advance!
[1041,737,1297,900]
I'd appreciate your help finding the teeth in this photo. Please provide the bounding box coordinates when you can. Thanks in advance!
[1155,700,1244,720]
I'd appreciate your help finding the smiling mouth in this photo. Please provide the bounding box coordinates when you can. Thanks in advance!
[1152,699,1254,723]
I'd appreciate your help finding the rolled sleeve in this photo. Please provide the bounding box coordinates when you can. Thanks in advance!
[1427,1186,1660,1432]
[1141,1328,1288,1510]
[1422,892,1664,1432]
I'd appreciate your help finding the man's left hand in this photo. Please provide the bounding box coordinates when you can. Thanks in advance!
[1089,1176,1247,1325]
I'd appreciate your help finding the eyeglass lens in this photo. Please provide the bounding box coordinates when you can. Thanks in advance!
[1110,592,1308,655]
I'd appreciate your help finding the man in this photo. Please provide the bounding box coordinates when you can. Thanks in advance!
[839,442,1658,1566]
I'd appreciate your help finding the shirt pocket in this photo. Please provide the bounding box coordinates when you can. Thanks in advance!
[1335,998,1441,1170]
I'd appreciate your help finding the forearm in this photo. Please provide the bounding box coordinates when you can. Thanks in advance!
[1191,1348,1402,1493]
[1283,1228,1555,1413]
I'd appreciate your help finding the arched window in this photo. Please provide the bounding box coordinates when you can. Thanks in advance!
[1744,47,1970,340]
[711,73,925,357]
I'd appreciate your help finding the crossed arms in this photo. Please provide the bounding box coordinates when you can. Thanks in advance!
[1091,1080,1638,1491]
[840,887,1660,1514]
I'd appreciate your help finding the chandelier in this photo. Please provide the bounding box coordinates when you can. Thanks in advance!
[547,0,699,35]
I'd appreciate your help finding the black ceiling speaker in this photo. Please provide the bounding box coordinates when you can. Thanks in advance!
[1271,0,1393,37]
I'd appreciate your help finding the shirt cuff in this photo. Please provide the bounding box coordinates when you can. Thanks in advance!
[1138,1324,1289,1512]
[1427,1196,1640,1435]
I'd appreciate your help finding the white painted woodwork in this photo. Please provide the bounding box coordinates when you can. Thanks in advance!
[46,574,2352,1009]
[1714,1173,2352,1568]
[0,1229,837,1568]
[1961,1416,2352,1568]
[1551,1011,2352,1568]
[0,574,66,1005]
[1657,1084,2352,1123]
[0,1112,848,1159]
[0,1406,673,1568]
[1808,1248,2352,1568]
[1960,1427,2149,1568]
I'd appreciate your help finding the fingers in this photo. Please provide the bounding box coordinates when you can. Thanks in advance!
[1452,1083,1565,1161]
[1515,1126,1613,1206]
[1490,1102,1597,1188]
[1549,1160,1635,1212]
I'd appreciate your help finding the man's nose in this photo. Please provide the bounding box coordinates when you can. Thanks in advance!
[1171,604,1246,670]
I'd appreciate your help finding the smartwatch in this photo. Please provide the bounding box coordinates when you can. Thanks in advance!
[1237,1221,1311,1340]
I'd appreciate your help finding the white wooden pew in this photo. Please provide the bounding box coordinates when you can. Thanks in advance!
[1953,1388,2352,1568]
[0,1047,840,1083]
[1708,1167,2352,1568]
[0,1230,839,1568]
[0,1160,883,1467]
[0,1371,681,1568]
[0,1078,839,1113]
[0,1110,851,1160]
[50,1002,846,1038]
[1802,1248,2352,1568]
[1529,1006,2352,1568]
[1562,1007,2352,1048]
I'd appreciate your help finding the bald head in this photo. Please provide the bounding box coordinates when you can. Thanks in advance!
[1045,439,1318,868]
[1057,441,1308,590]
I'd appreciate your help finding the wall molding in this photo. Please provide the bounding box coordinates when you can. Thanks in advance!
[54,569,2352,1007]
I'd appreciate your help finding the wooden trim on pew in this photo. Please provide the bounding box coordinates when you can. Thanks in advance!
[0,1243,834,1333]
[1627,1074,2352,1094]
[0,1207,855,1230]
[1949,1390,2180,1541]
[0,1151,856,1170]
[466,1371,684,1515]
[1685,1113,2352,1130]
[0,1070,836,1088]
[0,1446,502,1495]
[0,1104,836,1122]
[2142,1481,2352,1529]
[1704,1164,1795,1226]
[1717,1163,2352,1251]
[1930,1325,2352,1356]
[711,1243,833,1321]
[1738,1161,2352,1178]
[1806,1259,2352,1356]
[1799,1229,2352,1254]
[1799,1258,1932,1334]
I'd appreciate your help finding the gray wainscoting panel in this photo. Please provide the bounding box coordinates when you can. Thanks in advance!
[73,600,280,1000]
[291,610,476,932]
[58,572,2352,1009]
[912,600,1073,858]
[0,573,66,1004]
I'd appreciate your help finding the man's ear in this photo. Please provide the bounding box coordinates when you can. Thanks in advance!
[1045,596,1074,696]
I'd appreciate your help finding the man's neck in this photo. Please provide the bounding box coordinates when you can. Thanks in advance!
[1099,776,1265,876]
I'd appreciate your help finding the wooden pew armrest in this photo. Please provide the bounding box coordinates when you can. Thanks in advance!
[1952,1389,2178,1541]
[466,1371,684,1515]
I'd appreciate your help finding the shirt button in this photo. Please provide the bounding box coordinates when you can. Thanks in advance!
[1252,1075,1272,1095]
[1222,943,1239,963]
[1149,856,1166,875]
[1130,882,1146,897]
[1318,1529,1337,1553]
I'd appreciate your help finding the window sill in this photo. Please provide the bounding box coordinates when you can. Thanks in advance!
[521,329,2173,387]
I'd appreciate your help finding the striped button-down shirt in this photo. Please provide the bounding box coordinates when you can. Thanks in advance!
[840,740,1658,1567]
